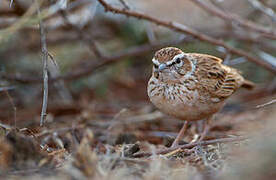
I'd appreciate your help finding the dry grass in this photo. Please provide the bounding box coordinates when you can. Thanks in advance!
[0,100,275,179]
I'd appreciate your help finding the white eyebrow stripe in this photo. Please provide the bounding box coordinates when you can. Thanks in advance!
[152,53,187,66]
[166,53,186,66]
[152,58,160,65]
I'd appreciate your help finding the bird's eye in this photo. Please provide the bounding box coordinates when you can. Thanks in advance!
[176,58,181,64]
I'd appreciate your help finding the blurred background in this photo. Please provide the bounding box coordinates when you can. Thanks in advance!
[0,0,275,179]
[0,0,275,125]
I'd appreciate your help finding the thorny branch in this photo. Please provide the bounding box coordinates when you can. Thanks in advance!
[97,0,276,74]
[36,0,49,126]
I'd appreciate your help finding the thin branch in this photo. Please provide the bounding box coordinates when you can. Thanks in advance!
[3,90,17,128]
[36,0,49,126]
[119,0,130,10]
[248,0,276,22]
[258,51,276,68]
[256,99,276,108]
[97,0,276,74]
[145,22,157,44]
[48,53,73,104]
[0,86,15,91]
[60,10,103,58]
[133,136,246,158]
[190,0,276,39]
[228,31,276,53]
[0,122,12,130]
[9,0,14,8]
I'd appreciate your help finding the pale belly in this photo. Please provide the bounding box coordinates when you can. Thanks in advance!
[147,79,224,121]
[150,95,224,121]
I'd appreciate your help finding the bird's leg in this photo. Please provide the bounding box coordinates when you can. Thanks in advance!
[197,116,212,142]
[195,120,204,134]
[171,121,189,148]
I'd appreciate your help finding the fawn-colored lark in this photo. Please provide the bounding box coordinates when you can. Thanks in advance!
[147,47,254,147]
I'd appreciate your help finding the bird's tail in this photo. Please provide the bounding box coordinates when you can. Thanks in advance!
[241,79,255,90]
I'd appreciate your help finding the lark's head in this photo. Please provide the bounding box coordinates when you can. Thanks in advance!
[151,47,194,83]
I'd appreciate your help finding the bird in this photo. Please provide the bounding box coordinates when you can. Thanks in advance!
[147,47,254,147]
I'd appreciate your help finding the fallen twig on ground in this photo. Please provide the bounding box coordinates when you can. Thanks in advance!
[133,136,246,158]
[256,99,276,109]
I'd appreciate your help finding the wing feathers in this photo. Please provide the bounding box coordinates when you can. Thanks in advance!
[191,53,251,98]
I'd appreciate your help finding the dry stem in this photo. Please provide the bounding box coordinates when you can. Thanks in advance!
[36,0,49,126]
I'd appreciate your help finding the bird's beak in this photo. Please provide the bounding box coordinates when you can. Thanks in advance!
[158,63,167,72]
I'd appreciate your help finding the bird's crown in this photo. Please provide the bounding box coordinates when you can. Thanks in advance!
[153,47,183,63]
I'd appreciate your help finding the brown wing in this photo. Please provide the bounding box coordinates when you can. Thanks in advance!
[189,53,245,98]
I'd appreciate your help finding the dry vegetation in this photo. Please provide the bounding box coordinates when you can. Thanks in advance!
[0,0,275,179]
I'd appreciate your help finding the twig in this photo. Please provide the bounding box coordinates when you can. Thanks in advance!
[258,51,276,68]
[60,10,103,58]
[36,125,84,137]
[9,0,14,8]
[48,53,73,104]
[190,0,276,39]
[0,0,68,42]
[4,90,17,128]
[133,136,246,158]
[119,0,130,10]
[0,2,39,42]
[3,36,189,83]
[7,167,55,175]
[248,0,276,22]
[145,22,157,44]
[228,32,276,53]
[36,0,49,126]
[0,86,15,91]
[0,122,12,130]
[97,0,276,73]
[227,57,246,65]
[256,99,276,108]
